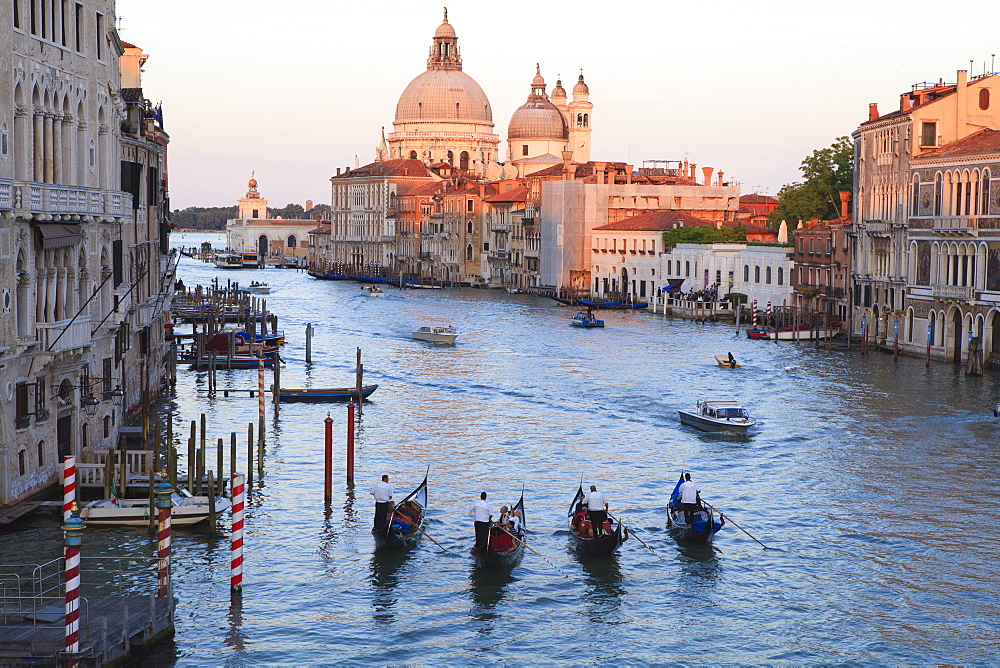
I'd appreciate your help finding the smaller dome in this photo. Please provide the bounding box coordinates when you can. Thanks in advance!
[508,101,568,142]
[552,79,566,99]
[573,74,589,95]
[435,20,455,38]
[531,64,544,88]
[248,177,258,188]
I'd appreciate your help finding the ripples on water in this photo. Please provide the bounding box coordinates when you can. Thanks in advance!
[4,232,1000,664]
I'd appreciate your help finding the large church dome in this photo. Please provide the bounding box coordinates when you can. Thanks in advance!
[395,69,492,124]
[508,67,568,141]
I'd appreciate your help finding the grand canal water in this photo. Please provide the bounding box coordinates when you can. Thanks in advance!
[5,232,1000,664]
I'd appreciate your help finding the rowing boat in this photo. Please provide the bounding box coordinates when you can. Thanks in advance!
[278,385,378,402]
[666,473,724,545]
[567,486,625,556]
[472,493,525,570]
[373,472,428,550]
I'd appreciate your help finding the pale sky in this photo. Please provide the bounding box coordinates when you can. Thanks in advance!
[117,0,1000,210]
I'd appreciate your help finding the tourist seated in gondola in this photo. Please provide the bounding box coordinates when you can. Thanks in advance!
[489,524,515,552]
[507,509,522,534]
[572,502,588,532]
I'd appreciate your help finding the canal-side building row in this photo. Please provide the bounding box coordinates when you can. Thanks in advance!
[0,2,174,506]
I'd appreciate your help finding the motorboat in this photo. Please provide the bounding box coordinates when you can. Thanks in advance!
[79,486,231,527]
[362,285,385,297]
[412,326,458,344]
[214,253,244,269]
[714,353,740,368]
[245,281,270,294]
[678,399,756,434]
[570,310,605,328]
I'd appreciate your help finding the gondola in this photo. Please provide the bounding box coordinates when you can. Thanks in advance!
[567,486,626,556]
[472,493,526,570]
[666,473,724,545]
[278,385,378,402]
[372,471,428,550]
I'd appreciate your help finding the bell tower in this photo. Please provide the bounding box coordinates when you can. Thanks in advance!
[568,72,593,163]
[237,173,269,220]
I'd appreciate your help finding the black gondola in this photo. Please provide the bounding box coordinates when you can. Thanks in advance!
[666,473,724,545]
[372,472,428,550]
[567,486,626,556]
[472,493,525,570]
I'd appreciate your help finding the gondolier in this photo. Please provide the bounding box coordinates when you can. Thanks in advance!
[678,473,700,523]
[584,485,609,537]
[469,492,494,553]
[371,474,393,530]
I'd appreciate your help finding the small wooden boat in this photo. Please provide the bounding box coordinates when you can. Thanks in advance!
[570,311,605,328]
[714,354,740,369]
[412,326,458,344]
[80,486,231,527]
[372,472,428,550]
[679,399,756,434]
[666,474,724,545]
[214,253,244,269]
[745,328,770,340]
[278,385,378,402]
[567,486,625,556]
[472,493,525,570]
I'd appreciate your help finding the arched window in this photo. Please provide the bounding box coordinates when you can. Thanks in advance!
[37,440,44,467]
[460,151,470,171]
[18,448,26,476]
[777,267,784,285]
[934,173,942,215]
[765,267,772,284]
[447,150,454,165]
[983,169,992,215]
[466,244,473,261]
[754,266,760,282]
[287,235,297,248]
[980,88,990,110]
[103,415,111,438]
[583,114,589,127]
[685,261,690,277]
[911,174,920,215]
[467,221,473,234]
[409,151,417,159]
[743,264,749,281]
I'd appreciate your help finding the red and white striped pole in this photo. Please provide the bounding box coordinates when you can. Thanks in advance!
[230,473,245,594]
[62,512,84,667]
[154,480,173,598]
[766,301,772,328]
[751,299,758,329]
[63,456,76,522]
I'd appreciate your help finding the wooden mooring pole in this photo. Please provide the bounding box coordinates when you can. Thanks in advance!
[347,402,355,485]
[324,413,333,503]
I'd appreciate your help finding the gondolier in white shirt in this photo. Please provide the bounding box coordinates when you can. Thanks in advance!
[678,473,701,524]
[585,485,609,537]
[469,492,494,552]
[371,474,393,530]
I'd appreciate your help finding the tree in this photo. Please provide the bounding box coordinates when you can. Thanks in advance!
[269,203,305,219]
[662,224,745,247]
[769,136,854,225]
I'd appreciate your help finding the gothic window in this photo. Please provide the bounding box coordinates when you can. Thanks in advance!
[467,221,473,234]
[466,244,473,261]
[765,267,772,284]
[982,169,991,214]
[0,121,8,161]
[409,151,417,160]
[934,172,942,215]
[777,267,784,285]
[911,174,920,215]
[88,138,95,169]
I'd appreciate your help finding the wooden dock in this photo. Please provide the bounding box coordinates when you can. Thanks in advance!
[0,594,173,666]
[0,501,46,527]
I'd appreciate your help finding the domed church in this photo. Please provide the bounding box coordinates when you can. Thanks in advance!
[386,10,502,179]
[381,11,593,178]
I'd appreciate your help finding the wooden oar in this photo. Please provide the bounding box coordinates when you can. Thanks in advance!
[490,522,568,578]
[702,500,768,549]
[386,506,449,552]
[608,513,664,562]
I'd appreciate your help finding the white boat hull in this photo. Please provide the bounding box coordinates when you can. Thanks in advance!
[412,332,457,344]
[678,410,755,433]
[772,328,838,341]
[80,495,231,527]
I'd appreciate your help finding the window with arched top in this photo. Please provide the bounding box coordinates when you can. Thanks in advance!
[743,264,749,281]
[460,151,469,171]
[685,261,690,277]
[934,173,942,215]
[765,267,772,284]
[409,151,417,160]
[754,266,760,283]
[983,169,992,215]
[287,236,297,248]
[777,267,784,285]
[466,244,473,261]
[583,114,589,127]
[447,150,454,165]
[980,88,990,110]
[467,221,473,234]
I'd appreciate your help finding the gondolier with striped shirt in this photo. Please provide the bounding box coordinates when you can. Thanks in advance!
[371,474,393,530]
[585,485,609,537]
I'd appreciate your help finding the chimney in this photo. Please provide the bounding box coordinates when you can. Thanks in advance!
[336,168,341,176]
[689,163,697,180]
[625,164,632,185]
[306,199,313,211]
[567,163,578,180]
[839,190,851,222]
[717,171,724,186]
[702,167,714,186]
[868,103,879,121]
[900,94,912,112]
[594,162,607,185]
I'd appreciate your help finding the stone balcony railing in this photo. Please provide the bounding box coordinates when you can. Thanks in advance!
[931,284,974,300]
[0,179,133,221]
[908,216,1000,232]
[35,317,93,354]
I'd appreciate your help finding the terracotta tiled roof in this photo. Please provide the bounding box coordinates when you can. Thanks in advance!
[484,186,527,203]
[594,211,717,231]
[744,224,777,235]
[122,41,137,49]
[333,159,431,179]
[911,128,1000,160]
[121,88,143,103]
[401,182,445,197]
[740,194,779,205]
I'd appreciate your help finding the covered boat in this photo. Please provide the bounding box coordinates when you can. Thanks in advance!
[678,399,756,434]
[373,472,428,550]
[567,486,625,556]
[666,474,724,545]
[472,494,525,570]
[214,253,244,269]
[80,486,231,527]
[412,326,458,344]
[278,385,378,402]
[570,310,605,328]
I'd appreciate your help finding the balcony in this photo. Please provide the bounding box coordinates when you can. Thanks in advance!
[794,284,845,298]
[113,286,133,326]
[907,216,1000,233]
[1,180,133,220]
[35,317,93,354]
[931,284,974,301]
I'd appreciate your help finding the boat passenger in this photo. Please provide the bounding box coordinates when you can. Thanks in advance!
[572,502,588,531]
[507,509,522,534]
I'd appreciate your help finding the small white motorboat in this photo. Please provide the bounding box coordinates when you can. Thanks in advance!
[678,399,756,434]
[412,325,458,344]
[245,281,270,294]
[362,285,385,297]
[79,487,232,527]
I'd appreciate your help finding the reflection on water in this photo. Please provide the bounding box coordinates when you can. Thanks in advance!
[369,550,410,625]
[225,593,249,655]
[577,553,626,624]
[469,567,516,625]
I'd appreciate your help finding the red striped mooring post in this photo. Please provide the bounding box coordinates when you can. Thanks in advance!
[154,480,173,598]
[62,511,85,667]
[63,456,76,522]
[751,299,758,329]
[324,413,333,503]
[347,402,355,485]
[231,473,245,594]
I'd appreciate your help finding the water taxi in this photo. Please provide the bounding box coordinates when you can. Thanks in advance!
[678,399,756,434]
